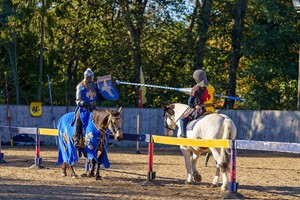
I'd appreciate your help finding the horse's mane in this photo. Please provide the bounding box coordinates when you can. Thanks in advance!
[172,103,188,107]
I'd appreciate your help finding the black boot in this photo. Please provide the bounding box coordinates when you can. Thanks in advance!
[74,114,83,148]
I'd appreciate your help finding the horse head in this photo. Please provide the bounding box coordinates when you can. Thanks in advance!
[92,107,123,141]
[163,104,177,136]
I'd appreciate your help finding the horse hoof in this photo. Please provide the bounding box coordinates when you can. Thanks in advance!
[221,185,228,191]
[207,183,218,188]
[71,175,79,179]
[184,180,193,185]
[193,174,202,182]
[61,173,67,177]
[95,176,102,181]
[80,173,87,177]
[87,173,95,177]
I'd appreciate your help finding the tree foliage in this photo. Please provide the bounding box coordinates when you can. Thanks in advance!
[0,0,299,110]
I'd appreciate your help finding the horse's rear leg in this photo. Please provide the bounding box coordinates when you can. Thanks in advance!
[220,152,230,191]
[210,148,220,185]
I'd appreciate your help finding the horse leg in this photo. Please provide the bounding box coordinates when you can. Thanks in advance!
[221,170,229,191]
[220,151,230,191]
[88,159,96,177]
[180,147,193,184]
[80,159,90,177]
[70,165,77,178]
[204,153,211,167]
[95,152,104,181]
[191,152,201,182]
[61,163,67,177]
[209,148,221,188]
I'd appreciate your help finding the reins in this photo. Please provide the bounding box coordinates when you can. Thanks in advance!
[91,110,121,137]
[164,106,191,131]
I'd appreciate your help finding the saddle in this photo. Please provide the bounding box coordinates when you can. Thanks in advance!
[186,111,214,131]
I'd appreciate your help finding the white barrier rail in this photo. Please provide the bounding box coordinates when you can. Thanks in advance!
[236,140,300,154]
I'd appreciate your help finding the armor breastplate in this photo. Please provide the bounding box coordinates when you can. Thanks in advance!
[81,83,98,103]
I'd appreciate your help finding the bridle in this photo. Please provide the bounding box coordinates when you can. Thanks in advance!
[163,109,178,131]
[92,111,121,136]
[107,115,122,135]
[163,105,191,131]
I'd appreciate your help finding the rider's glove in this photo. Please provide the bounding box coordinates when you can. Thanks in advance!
[79,101,89,107]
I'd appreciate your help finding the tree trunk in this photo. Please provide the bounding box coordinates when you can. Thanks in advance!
[5,44,19,105]
[120,0,147,106]
[37,0,45,102]
[66,60,78,107]
[224,0,248,109]
[194,0,212,71]
[188,0,200,31]
[4,5,20,105]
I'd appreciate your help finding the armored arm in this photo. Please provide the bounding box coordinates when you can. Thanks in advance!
[76,84,90,108]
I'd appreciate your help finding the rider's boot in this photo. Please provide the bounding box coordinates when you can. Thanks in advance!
[179,118,188,138]
[74,119,83,149]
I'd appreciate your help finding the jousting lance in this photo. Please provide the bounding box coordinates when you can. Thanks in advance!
[115,80,245,101]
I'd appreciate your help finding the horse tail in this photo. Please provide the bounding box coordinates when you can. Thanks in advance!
[220,118,233,173]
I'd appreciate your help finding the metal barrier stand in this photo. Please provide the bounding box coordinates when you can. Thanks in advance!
[141,134,162,186]
[29,128,45,169]
[222,140,244,199]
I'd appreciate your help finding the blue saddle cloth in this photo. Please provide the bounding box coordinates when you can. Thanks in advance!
[56,112,110,168]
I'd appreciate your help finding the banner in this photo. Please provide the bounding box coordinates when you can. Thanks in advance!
[97,75,119,101]
[138,67,147,108]
[30,102,42,117]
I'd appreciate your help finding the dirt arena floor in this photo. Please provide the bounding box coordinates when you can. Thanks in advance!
[0,145,299,200]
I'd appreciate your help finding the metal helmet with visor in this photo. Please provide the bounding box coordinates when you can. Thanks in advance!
[84,68,94,83]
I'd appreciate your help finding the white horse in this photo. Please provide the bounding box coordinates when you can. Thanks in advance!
[163,103,237,191]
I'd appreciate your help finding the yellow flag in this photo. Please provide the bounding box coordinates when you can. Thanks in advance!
[139,67,147,107]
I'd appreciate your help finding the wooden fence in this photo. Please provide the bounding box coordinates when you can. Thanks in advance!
[0,105,299,145]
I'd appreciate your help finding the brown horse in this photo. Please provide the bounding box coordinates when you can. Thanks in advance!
[57,107,123,180]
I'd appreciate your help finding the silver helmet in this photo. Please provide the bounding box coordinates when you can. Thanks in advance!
[193,69,208,87]
[84,68,94,82]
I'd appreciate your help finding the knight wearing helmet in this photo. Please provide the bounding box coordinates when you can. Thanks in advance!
[179,69,215,138]
[74,68,102,148]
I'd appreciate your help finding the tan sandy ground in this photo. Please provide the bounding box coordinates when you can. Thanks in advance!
[0,146,299,200]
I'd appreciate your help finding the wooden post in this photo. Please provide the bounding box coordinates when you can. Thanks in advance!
[297,44,300,110]
[136,115,141,154]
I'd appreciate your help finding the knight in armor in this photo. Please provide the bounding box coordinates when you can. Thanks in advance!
[179,69,215,138]
[74,68,102,148]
